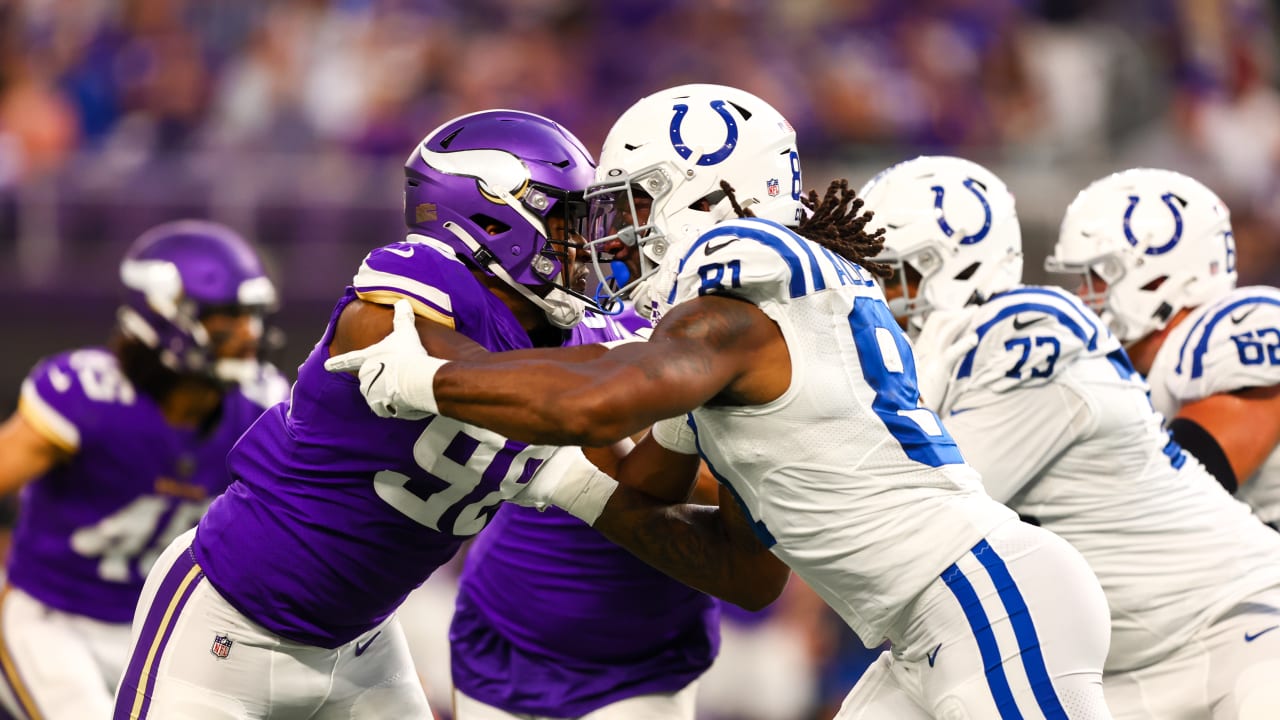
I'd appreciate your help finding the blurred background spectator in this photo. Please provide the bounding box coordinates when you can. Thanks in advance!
[1,1,1277,718]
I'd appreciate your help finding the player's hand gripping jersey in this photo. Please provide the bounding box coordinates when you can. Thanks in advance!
[194,237,626,647]
[658,218,1016,644]
[920,285,1280,671]
[1147,285,1280,525]
[13,348,287,623]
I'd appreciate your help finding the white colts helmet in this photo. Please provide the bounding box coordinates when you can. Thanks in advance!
[586,83,804,317]
[857,156,1023,327]
[1047,168,1237,343]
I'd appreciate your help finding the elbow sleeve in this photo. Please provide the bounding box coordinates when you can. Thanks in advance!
[1168,417,1238,493]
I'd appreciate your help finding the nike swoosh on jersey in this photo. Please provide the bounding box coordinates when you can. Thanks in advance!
[948,407,976,417]
[926,643,941,667]
[1011,316,1046,331]
[1231,306,1260,324]
[385,246,415,258]
[1244,625,1279,642]
[355,630,382,656]
[704,238,739,255]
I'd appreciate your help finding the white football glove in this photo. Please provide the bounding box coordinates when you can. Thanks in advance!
[324,299,444,420]
[910,309,978,414]
[501,447,619,525]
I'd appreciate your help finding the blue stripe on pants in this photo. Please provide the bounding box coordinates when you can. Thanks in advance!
[941,561,1023,719]
[971,539,1069,719]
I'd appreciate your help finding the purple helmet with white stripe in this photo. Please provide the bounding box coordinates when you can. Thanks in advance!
[404,110,598,328]
[118,220,277,381]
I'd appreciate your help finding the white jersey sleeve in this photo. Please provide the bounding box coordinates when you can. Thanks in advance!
[936,286,1121,501]
[668,218,881,311]
[1160,286,1280,403]
[947,286,1120,399]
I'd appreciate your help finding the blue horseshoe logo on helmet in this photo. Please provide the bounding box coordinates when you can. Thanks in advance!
[931,178,992,245]
[1123,193,1183,255]
[670,101,739,166]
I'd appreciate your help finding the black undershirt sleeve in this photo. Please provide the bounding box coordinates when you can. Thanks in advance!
[1168,417,1238,493]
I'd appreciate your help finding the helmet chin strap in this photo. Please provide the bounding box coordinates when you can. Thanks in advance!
[441,221,584,329]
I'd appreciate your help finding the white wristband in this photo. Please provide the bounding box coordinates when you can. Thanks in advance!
[362,354,446,418]
[563,466,619,526]
[541,448,619,526]
[395,356,445,416]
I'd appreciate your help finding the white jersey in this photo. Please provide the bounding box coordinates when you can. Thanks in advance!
[666,218,1015,645]
[1147,285,1280,525]
[929,285,1280,671]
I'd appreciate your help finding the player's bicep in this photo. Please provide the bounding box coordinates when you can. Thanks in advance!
[1175,386,1280,483]
[330,297,486,361]
[0,412,66,496]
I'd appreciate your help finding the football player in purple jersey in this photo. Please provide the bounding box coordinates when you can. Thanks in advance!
[0,220,287,720]
[110,110,781,720]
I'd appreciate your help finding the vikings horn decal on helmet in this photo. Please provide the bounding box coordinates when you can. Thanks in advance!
[858,156,1022,328]
[584,84,804,317]
[118,220,277,383]
[403,109,599,328]
[1048,168,1236,343]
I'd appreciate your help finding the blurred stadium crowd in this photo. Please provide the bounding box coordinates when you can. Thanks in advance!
[1,1,1278,718]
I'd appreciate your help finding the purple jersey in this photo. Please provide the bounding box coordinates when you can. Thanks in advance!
[10,348,285,623]
[451,501,720,716]
[194,238,633,648]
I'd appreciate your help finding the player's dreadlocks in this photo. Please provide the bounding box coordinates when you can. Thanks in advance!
[720,179,892,278]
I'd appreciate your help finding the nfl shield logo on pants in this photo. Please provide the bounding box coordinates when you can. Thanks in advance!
[211,634,233,659]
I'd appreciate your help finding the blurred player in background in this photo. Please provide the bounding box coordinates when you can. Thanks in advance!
[864,155,1280,718]
[110,110,674,719]
[329,83,1114,719]
[1049,168,1280,531]
[0,220,286,719]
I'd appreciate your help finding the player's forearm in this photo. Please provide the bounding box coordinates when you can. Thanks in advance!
[432,361,654,446]
[591,485,782,610]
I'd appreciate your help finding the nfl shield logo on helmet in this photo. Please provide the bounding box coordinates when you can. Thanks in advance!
[767,178,780,197]
[211,634,233,659]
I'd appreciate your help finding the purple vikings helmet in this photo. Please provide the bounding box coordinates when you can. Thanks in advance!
[117,220,277,382]
[404,109,598,328]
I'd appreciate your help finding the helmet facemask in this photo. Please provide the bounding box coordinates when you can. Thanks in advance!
[583,84,805,318]
[404,110,601,329]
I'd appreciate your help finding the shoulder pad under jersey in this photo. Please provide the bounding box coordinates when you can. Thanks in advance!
[1166,285,1280,400]
[352,235,478,329]
[668,218,880,309]
[18,348,137,453]
[952,285,1124,394]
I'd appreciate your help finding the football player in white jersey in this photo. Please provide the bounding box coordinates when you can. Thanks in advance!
[1047,168,1280,529]
[862,155,1280,719]
[327,84,1114,719]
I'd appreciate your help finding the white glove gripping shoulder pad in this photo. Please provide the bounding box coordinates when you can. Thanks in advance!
[651,415,698,455]
[324,299,445,419]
